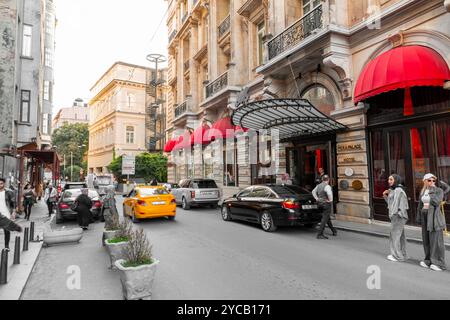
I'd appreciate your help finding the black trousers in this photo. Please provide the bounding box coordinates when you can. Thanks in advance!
[4,230,10,248]
[318,203,337,236]
[46,200,53,216]
[24,202,33,220]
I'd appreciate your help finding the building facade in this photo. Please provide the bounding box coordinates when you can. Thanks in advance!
[0,0,57,188]
[165,0,450,227]
[52,98,90,131]
[87,62,168,174]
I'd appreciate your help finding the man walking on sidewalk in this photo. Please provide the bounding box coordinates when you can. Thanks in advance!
[313,175,337,239]
[0,178,22,251]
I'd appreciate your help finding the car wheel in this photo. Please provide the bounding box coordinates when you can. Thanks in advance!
[182,197,190,210]
[261,211,277,232]
[131,211,140,224]
[167,215,175,221]
[221,205,232,221]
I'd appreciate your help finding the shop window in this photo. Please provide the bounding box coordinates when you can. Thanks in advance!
[410,127,431,202]
[372,131,388,198]
[436,121,450,203]
[388,131,405,179]
[301,84,335,117]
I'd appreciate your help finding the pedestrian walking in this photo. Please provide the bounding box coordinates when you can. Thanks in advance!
[383,174,409,262]
[0,178,22,251]
[313,175,337,239]
[23,183,37,221]
[43,183,57,216]
[417,173,447,271]
[74,188,92,230]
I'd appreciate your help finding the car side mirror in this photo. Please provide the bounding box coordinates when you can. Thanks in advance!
[236,196,242,201]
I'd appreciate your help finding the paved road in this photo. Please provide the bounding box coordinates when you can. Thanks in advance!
[22,196,450,299]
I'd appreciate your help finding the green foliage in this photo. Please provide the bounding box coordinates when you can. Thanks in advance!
[63,165,82,182]
[52,123,89,169]
[108,153,168,182]
[107,237,130,244]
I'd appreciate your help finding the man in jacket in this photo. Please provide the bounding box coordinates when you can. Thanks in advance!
[0,178,23,251]
[43,184,57,217]
[312,175,337,239]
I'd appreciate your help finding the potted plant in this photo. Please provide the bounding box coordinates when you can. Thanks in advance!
[105,220,132,269]
[115,228,159,300]
[102,203,121,246]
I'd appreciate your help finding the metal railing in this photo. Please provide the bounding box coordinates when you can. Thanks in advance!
[169,29,177,43]
[205,71,228,99]
[267,5,323,60]
[174,100,190,118]
[218,14,231,39]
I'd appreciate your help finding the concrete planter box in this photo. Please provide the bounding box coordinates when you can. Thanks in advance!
[105,239,129,269]
[114,259,160,300]
[43,215,83,247]
[102,229,120,246]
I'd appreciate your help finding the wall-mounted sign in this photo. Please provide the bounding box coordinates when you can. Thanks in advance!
[344,168,354,177]
[338,143,363,153]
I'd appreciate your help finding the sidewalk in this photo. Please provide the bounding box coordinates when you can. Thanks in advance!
[333,218,450,250]
[0,199,48,300]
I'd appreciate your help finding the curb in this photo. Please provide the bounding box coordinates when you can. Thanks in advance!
[335,226,450,251]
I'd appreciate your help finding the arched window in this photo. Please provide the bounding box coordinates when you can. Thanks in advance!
[126,126,134,144]
[301,84,335,117]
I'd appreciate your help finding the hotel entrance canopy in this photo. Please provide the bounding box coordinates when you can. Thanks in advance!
[231,98,347,139]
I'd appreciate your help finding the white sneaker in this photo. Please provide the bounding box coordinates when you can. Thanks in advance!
[387,255,398,262]
[420,261,430,269]
[430,264,443,271]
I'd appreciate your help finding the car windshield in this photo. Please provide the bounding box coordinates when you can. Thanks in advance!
[139,188,169,196]
[96,177,112,185]
[270,185,311,198]
[65,184,86,189]
[64,189,99,199]
[192,180,218,189]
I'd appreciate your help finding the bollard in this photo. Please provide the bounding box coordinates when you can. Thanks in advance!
[13,237,21,265]
[30,222,35,242]
[0,249,8,284]
[23,228,29,252]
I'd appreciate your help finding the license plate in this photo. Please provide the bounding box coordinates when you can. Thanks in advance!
[152,201,166,205]
[303,205,318,210]
[201,191,216,196]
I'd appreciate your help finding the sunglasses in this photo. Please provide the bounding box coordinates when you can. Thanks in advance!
[427,179,436,182]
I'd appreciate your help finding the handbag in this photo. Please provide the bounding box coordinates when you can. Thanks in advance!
[70,201,79,211]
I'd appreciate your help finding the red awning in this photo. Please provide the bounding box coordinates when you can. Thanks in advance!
[173,133,192,150]
[354,45,450,104]
[191,125,210,145]
[205,117,244,142]
[164,139,177,153]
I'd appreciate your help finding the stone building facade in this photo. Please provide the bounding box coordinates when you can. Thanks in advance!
[166,0,450,226]
[52,98,90,131]
[87,62,168,174]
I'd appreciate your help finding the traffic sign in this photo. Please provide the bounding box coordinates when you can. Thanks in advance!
[122,155,136,175]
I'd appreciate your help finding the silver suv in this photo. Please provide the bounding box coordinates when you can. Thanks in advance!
[172,179,222,210]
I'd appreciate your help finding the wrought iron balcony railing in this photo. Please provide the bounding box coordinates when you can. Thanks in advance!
[169,29,177,43]
[267,5,323,60]
[205,71,228,99]
[174,100,191,118]
[218,14,231,39]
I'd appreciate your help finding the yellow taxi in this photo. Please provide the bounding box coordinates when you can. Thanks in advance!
[123,186,176,223]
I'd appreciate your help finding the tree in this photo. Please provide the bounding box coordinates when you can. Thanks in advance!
[52,123,89,170]
[63,165,82,182]
[108,153,168,182]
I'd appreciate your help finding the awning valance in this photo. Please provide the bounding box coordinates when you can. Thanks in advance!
[232,98,347,139]
[354,45,450,104]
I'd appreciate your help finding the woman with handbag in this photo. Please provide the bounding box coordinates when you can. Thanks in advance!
[23,183,37,221]
[74,188,92,230]
[417,173,446,271]
[383,174,409,262]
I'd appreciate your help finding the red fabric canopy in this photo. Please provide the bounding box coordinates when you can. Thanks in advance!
[205,117,247,142]
[191,125,210,145]
[354,45,450,104]
[173,134,191,150]
[164,139,177,153]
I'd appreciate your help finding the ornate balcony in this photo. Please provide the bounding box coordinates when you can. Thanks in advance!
[174,99,192,119]
[218,15,231,39]
[205,71,228,99]
[267,5,323,60]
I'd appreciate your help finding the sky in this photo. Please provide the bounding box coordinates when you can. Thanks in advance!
[53,0,168,111]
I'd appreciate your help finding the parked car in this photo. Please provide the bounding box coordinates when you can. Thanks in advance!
[63,182,88,191]
[122,186,176,223]
[94,175,115,195]
[159,182,179,192]
[172,179,221,210]
[221,184,323,232]
[56,188,103,224]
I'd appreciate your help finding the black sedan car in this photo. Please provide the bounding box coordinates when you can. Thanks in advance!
[56,188,103,224]
[221,184,323,232]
